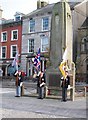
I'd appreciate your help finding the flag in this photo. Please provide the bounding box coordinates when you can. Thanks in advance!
[12,52,19,71]
[59,47,68,78]
[33,48,41,70]
[59,61,67,79]
[62,47,67,62]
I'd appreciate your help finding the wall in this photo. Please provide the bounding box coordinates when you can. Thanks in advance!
[21,12,52,74]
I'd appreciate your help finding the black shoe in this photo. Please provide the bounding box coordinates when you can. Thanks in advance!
[15,96,20,97]
[37,97,41,99]
[38,97,43,99]
[61,99,67,102]
[40,98,43,99]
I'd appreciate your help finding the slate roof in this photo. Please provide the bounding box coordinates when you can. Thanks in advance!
[81,17,88,27]
[23,3,54,19]
[23,2,80,19]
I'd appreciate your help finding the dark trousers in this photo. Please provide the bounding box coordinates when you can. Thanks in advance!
[38,86,44,98]
[62,87,67,101]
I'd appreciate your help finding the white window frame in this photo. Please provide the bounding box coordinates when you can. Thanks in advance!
[42,17,49,31]
[11,45,17,58]
[28,39,34,53]
[1,31,7,42]
[29,19,35,33]
[41,37,49,52]
[11,29,18,41]
[1,46,7,58]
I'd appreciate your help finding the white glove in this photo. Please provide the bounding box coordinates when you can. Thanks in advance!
[67,85,70,90]
[15,71,18,75]
[20,82,23,86]
[61,77,64,79]
[40,82,45,87]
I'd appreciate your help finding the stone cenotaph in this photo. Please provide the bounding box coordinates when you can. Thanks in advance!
[46,0,75,101]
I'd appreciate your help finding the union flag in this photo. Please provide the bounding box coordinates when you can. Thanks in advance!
[33,48,41,70]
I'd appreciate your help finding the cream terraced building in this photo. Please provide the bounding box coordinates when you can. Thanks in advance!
[21,2,53,76]
[21,0,87,79]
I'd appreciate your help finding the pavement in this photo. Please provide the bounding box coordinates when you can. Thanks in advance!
[0,88,87,118]
[0,79,87,119]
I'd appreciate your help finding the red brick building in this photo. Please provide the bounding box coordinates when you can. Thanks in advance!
[0,12,24,76]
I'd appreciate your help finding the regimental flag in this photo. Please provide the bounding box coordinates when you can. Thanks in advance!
[59,48,68,78]
[12,52,19,71]
[62,48,67,62]
[59,61,67,79]
[33,48,41,70]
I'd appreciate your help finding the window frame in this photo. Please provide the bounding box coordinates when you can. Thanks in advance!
[1,46,7,58]
[81,36,88,52]
[15,16,21,21]
[41,37,49,52]
[11,29,18,41]
[29,19,35,33]
[11,45,17,58]
[42,17,49,31]
[1,31,7,42]
[28,39,34,53]
[86,36,88,51]
[81,37,86,52]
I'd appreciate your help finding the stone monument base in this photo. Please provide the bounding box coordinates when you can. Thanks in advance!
[46,66,61,87]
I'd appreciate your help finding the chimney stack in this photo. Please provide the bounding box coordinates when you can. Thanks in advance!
[37,0,48,9]
[0,6,3,19]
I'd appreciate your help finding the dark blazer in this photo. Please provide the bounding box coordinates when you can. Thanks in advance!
[37,73,46,87]
[16,72,23,86]
[61,75,70,88]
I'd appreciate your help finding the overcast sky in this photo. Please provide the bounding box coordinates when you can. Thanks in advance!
[0,0,60,19]
[0,0,85,19]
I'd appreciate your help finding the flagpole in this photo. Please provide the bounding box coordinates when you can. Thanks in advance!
[12,47,19,87]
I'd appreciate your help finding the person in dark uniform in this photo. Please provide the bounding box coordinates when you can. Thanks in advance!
[61,71,70,102]
[37,71,46,99]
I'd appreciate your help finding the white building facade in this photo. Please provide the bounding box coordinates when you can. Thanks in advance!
[21,2,54,76]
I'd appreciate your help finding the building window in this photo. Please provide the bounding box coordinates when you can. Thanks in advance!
[1,31,7,42]
[42,17,49,31]
[81,44,85,52]
[41,37,49,52]
[87,64,88,71]
[1,46,6,58]
[15,16,20,21]
[28,39,34,53]
[11,30,18,40]
[86,37,88,51]
[81,36,88,52]
[86,41,88,51]
[29,19,35,32]
[81,37,86,52]
[11,45,17,58]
